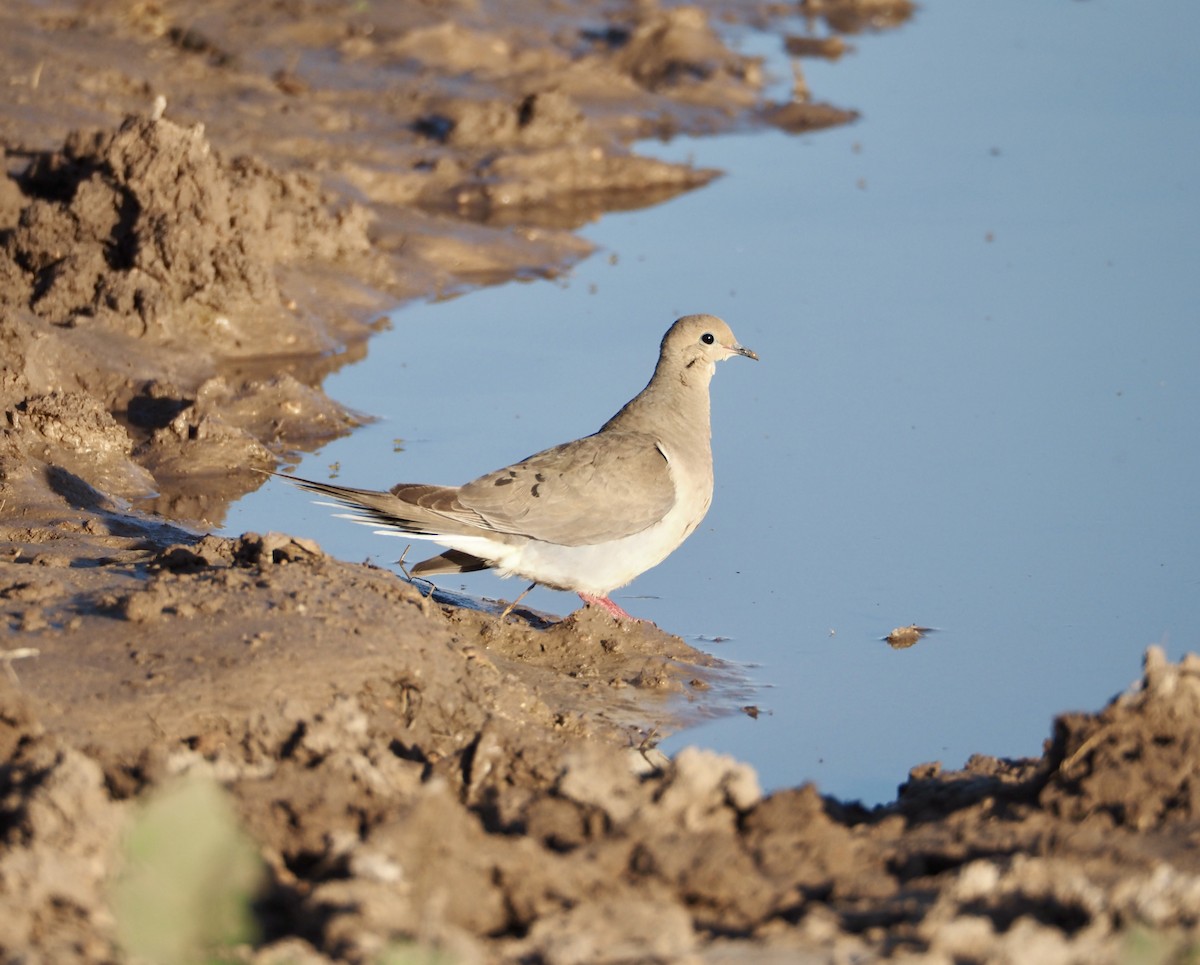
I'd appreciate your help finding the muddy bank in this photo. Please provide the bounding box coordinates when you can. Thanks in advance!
[5,0,1200,963]
[2,0,856,528]
[4,530,1200,963]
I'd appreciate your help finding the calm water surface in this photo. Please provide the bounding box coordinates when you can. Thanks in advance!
[226,0,1200,803]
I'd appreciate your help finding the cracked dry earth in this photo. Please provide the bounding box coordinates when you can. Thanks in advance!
[3,1,1200,962]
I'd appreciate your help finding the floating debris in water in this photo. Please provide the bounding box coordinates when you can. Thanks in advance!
[884,624,936,649]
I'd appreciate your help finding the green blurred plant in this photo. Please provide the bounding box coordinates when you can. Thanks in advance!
[1121,927,1200,965]
[110,775,459,964]
[111,775,265,964]
[375,944,457,965]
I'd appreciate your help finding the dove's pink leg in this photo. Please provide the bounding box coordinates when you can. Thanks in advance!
[578,592,638,622]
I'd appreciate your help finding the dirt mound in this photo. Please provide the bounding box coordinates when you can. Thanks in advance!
[5,532,1200,965]
[3,113,379,344]
[1042,647,1200,829]
[0,687,124,961]
[0,114,386,521]
[0,520,744,961]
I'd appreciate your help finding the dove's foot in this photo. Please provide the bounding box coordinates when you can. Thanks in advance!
[578,592,639,622]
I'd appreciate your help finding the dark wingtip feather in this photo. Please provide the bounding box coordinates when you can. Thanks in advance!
[411,549,492,576]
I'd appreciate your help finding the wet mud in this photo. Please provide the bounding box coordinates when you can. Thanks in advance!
[2,1,1198,962]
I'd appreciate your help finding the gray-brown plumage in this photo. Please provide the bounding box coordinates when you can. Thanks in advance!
[277,314,757,619]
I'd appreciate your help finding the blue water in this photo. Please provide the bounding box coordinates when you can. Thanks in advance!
[226,0,1200,804]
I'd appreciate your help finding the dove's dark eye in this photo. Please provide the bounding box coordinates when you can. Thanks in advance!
[701,332,715,345]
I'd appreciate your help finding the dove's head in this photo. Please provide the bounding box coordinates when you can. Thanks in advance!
[661,314,758,377]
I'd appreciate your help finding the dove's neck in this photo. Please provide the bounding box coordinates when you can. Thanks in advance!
[601,355,715,456]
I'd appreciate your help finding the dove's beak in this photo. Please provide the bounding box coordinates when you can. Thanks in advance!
[732,342,759,361]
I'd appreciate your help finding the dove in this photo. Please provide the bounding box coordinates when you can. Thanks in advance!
[274,314,757,620]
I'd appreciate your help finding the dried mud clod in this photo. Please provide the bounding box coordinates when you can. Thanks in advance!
[1042,646,1200,829]
[0,685,124,962]
[801,0,918,34]
[0,114,385,524]
[3,114,378,340]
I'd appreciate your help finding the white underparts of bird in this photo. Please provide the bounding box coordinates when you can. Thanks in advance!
[274,314,758,621]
